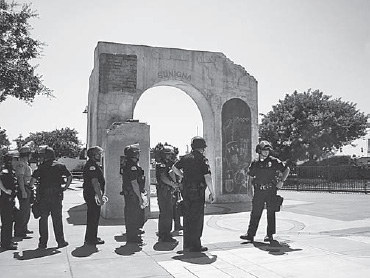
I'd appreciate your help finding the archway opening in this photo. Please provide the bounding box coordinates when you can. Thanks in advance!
[134,86,203,155]
[133,86,204,214]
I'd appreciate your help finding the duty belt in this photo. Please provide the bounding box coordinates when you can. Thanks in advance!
[255,183,273,190]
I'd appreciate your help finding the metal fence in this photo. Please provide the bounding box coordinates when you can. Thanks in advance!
[282,165,370,194]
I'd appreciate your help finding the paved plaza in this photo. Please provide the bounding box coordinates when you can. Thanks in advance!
[1,180,370,278]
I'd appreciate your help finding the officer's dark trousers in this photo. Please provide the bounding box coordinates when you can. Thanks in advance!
[247,188,276,237]
[183,199,205,250]
[84,196,101,243]
[38,192,65,246]
[157,186,174,239]
[0,195,15,247]
[14,187,31,235]
[124,192,144,242]
[172,191,182,229]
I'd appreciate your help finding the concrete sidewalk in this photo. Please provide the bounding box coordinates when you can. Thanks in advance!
[1,180,370,278]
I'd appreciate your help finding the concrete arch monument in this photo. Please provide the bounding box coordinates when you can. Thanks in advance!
[87,42,258,218]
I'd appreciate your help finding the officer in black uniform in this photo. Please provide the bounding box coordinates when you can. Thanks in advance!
[155,144,179,243]
[240,140,290,242]
[30,147,72,249]
[120,143,146,245]
[172,136,215,252]
[83,146,106,245]
[0,154,18,250]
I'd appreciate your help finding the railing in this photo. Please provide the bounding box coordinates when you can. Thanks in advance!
[71,170,83,180]
[282,165,370,194]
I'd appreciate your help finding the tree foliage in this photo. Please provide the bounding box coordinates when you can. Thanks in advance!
[259,89,368,164]
[0,127,10,148]
[22,127,82,158]
[0,127,10,159]
[0,0,53,103]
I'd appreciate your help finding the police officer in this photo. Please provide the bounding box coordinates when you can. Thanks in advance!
[120,143,146,245]
[29,147,72,249]
[172,136,215,252]
[0,154,18,250]
[155,144,180,243]
[240,140,290,242]
[14,146,33,237]
[83,146,106,245]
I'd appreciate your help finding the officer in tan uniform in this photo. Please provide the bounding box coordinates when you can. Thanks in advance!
[14,146,33,237]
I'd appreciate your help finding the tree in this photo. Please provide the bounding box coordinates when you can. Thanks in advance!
[0,0,53,103]
[0,127,10,159]
[259,89,368,164]
[22,127,82,158]
[0,127,10,148]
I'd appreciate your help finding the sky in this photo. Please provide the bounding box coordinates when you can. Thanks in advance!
[0,0,369,155]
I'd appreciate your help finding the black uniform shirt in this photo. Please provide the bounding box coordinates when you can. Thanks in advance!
[247,155,287,185]
[174,150,211,183]
[121,159,145,192]
[155,161,173,187]
[32,160,71,190]
[0,166,16,190]
[83,159,105,196]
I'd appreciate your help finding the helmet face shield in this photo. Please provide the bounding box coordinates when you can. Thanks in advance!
[256,140,273,154]
[124,143,141,158]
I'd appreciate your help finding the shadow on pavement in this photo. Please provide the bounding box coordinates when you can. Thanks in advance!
[204,202,251,216]
[66,204,124,226]
[172,252,217,264]
[253,240,303,255]
[71,244,99,258]
[115,243,143,256]
[13,248,61,260]
[153,241,179,251]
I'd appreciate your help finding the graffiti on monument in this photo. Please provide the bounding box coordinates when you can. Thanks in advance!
[99,53,137,93]
[222,98,251,194]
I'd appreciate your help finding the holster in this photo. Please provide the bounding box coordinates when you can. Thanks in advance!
[183,181,205,201]
[274,195,284,212]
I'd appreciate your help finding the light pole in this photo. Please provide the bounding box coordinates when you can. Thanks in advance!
[82,106,88,153]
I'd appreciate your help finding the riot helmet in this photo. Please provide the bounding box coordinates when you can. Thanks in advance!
[124,143,141,158]
[87,146,104,160]
[191,136,207,149]
[163,145,175,155]
[42,147,56,161]
[255,140,273,154]
[19,146,31,157]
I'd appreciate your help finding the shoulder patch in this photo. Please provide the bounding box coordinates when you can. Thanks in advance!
[89,166,96,171]
[131,166,137,171]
